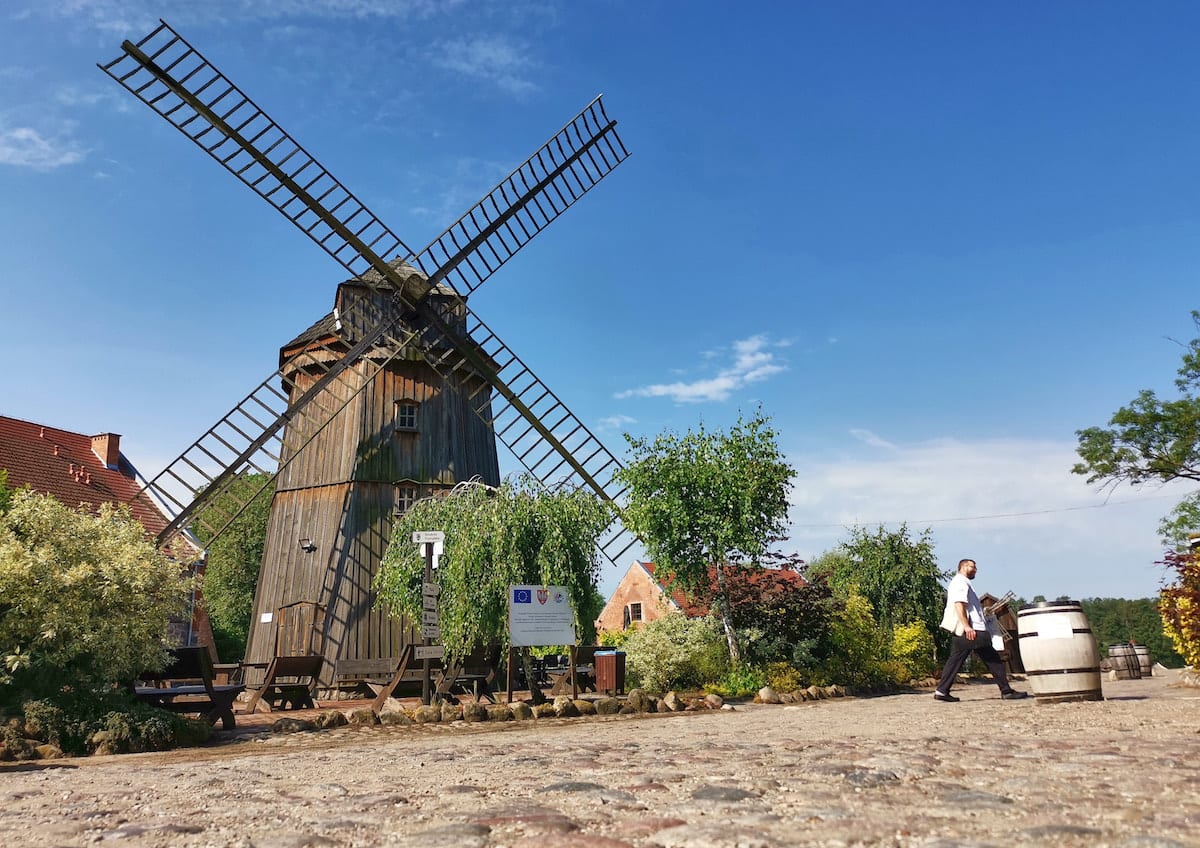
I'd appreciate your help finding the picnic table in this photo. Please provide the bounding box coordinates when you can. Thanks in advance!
[131,646,245,730]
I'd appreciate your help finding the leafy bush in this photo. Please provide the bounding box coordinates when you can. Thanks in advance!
[597,627,630,648]
[764,661,803,693]
[890,620,937,680]
[11,693,210,756]
[1159,549,1200,667]
[622,612,729,693]
[705,664,767,698]
[0,491,193,708]
[196,473,275,662]
[801,586,892,689]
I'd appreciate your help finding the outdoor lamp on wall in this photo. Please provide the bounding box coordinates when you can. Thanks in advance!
[299,537,317,553]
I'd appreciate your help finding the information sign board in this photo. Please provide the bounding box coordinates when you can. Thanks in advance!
[508,584,576,647]
[412,531,445,544]
[414,645,445,660]
[422,610,439,625]
[421,625,441,639]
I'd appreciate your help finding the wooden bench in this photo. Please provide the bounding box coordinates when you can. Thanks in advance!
[547,646,597,697]
[243,654,324,713]
[334,657,409,696]
[131,646,245,730]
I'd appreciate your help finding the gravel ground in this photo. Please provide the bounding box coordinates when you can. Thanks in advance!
[1,672,1197,848]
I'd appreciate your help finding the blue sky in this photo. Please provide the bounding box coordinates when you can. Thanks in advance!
[2,1,1198,603]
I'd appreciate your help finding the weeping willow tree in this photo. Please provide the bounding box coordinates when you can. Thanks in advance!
[375,476,614,666]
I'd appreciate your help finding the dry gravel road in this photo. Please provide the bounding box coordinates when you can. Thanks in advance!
[1,672,1197,848]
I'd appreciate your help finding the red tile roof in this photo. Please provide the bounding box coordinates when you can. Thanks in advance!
[0,415,170,538]
[642,561,807,617]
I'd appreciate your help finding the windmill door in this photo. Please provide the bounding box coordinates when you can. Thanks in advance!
[274,601,326,657]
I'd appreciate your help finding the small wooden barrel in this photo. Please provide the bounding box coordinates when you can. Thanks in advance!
[1135,645,1152,678]
[1108,644,1141,679]
[1017,601,1103,703]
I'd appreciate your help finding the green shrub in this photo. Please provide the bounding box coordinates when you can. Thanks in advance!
[890,620,937,681]
[597,628,630,648]
[705,664,767,698]
[16,694,210,756]
[803,586,892,689]
[764,661,803,693]
[0,490,193,707]
[622,612,729,693]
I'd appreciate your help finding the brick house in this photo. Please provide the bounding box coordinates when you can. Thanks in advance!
[596,560,807,633]
[0,415,215,654]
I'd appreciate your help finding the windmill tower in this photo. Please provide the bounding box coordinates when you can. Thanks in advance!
[100,22,636,682]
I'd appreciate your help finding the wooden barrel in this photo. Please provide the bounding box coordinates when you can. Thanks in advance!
[1135,644,1151,677]
[1108,644,1141,679]
[1016,601,1103,703]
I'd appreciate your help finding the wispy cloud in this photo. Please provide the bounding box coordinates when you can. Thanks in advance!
[429,35,537,96]
[616,334,788,404]
[408,156,512,222]
[0,125,85,170]
[598,414,637,433]
[849,428,896,450]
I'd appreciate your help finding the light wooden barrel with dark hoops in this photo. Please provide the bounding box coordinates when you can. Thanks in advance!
[1016,601,1103,703]
[1135,645,1152,677]
[1108,643,1142,679]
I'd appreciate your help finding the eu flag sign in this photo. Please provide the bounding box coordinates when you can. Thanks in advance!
[508,583,575,646]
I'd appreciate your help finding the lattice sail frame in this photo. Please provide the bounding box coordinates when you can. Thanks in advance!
[100,20,638,564]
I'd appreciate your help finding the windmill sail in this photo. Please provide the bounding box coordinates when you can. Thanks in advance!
[100,22,640,679]
[101,21,634,562]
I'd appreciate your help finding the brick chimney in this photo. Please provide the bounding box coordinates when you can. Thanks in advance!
[91,433,121,469]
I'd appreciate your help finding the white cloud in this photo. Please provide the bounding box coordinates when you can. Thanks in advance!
[0,126,85,170]
[785,435,1194,600]
[616,334,787,403]
[598,414,636,432]
[429,35,537,96]
[849,428,896,450]
[408,156,512,222]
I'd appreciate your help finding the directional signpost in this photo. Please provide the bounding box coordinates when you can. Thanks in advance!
[413,531,445,705]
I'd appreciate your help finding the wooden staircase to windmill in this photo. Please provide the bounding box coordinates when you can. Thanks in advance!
[100,22,638,684]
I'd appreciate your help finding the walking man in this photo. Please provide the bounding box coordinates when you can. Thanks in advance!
[934,558,1028,702]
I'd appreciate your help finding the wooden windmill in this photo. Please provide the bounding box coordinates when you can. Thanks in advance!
[100,21,636,681]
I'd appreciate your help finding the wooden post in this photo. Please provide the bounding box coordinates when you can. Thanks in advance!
[506,646,516,704]
[422,545,433,706]
[570,644,578,699]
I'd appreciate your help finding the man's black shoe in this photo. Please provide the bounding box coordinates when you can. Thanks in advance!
[932,691,959,702]
[1001,690,1029,700]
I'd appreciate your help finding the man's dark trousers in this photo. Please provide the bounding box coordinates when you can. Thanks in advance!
[937,633,1014,694]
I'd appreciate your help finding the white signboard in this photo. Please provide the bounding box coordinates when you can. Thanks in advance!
[412,531,445,544]
[421,625,441,639]
[508,584,576,647]
[414,645,445,660]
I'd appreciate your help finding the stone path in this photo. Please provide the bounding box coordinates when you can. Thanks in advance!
[1,673,1197,847]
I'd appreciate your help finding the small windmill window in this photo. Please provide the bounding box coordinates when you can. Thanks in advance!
[394,400,419,432]
[394,484,419,514]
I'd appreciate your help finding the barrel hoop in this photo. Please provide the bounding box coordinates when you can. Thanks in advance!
[1026,666,1100,676]
[1017,606,1082,615]
[1033,690,1104,702]
[1017,628,1092,638]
